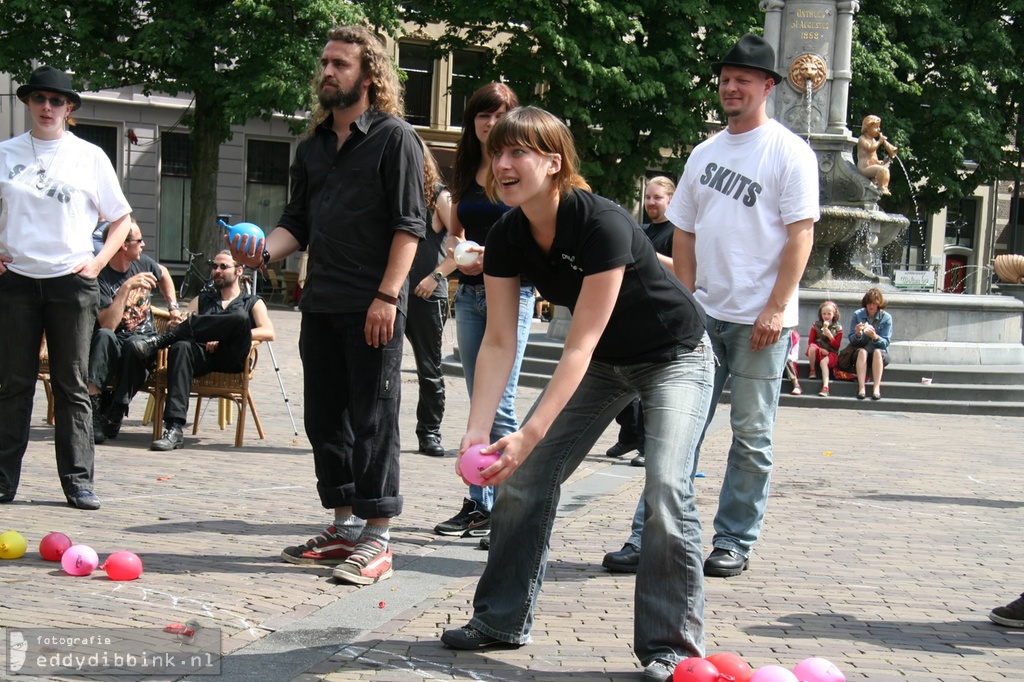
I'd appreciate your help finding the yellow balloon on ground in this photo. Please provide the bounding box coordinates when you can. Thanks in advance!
[0,530,28,559]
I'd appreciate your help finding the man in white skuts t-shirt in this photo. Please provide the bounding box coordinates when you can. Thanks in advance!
[668,34,820,577]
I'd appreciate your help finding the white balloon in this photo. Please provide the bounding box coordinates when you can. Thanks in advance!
[454,241,481,266]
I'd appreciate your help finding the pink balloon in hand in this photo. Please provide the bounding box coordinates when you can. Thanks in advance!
[459,444,501,486]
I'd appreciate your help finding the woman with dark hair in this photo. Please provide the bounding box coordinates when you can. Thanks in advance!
[406,144,453,457]
[0,65,133,509]
[848,287,893,400]
[433,83,535,540]
[439,106,713,682]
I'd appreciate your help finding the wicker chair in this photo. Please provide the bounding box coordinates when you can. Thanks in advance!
[148,341,265,447]
[38,308,170,427]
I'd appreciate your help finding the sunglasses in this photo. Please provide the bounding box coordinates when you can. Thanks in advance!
[29,92,69,108]
[211,263,238,271]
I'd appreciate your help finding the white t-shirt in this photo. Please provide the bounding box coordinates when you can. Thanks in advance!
[667,119,819,328]
[0,131,132,278]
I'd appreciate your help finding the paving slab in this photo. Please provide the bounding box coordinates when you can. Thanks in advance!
[1,307,1021,681]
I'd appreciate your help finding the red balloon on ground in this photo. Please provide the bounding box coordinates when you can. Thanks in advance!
[39,532,73,561]
[102,551,144,581]
[673,657,722,682]
[706,652,753,682]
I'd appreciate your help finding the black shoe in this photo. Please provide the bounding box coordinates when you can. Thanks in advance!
[478,537,490,550]
[989,594,1024,628]
[703,547,749,577]
[418,434,445,457]
[145,330,179,354]
[91,394,107,444]
[151,424,184,451]
[602,543,640,573]
[0,488,15,503]
[630,454,646,467]
[440,625,521,651]
[66,490,101,510]
[96,406,125,442]
[434,498,491,537]
[606,441,641,458]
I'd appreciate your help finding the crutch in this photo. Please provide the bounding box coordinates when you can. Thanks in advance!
[250,268,299,435]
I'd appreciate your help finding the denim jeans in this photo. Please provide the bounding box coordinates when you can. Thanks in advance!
[454,283,534,510]
[624,319,790,555]
[467,335,713,666]
[300,311,405,519]
[0,271,99,497]
[700,315,789,557]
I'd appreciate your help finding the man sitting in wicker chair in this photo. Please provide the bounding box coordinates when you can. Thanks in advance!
[148,250,274,451]
[88,220,182,443]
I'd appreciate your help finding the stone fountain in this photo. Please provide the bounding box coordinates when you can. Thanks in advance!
[762,0,908,289]
[762,0,1023,364]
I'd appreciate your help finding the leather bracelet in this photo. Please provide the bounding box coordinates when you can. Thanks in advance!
[375,291,398,305]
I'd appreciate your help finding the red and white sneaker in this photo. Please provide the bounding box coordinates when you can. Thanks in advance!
[331,537,394,585]
[280,526,357,566]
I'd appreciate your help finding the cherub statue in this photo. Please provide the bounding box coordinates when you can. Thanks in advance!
[857,115,898,195]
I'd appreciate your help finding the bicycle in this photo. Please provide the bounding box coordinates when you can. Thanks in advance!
[178,248,256,299]
[178,249,213,299]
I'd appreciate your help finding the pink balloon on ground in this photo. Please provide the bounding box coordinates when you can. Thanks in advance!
[39,532,73,561]
[460,444,501,486]
[101,551,144,581]
[792,658,845,682]
[750,666,799,682]
[61,544,99,576]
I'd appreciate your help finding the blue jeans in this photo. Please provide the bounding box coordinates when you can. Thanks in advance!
[624,318,789,555]
[0,272,99,497]
[454,283,534,511]
[701,316,789,556]
[467,336,713,666]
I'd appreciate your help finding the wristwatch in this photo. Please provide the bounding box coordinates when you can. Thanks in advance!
[431,271,444,282]
[261,249,271,268]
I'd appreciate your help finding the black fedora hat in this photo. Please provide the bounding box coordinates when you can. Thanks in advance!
[16,65,82,110]
[711,34,784,85]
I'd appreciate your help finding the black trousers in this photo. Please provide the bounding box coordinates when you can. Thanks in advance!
[300,311,405,519]
[163,313,252,425]
[404,294,447,439]
[88,329,155,414]
[614,397,645,449]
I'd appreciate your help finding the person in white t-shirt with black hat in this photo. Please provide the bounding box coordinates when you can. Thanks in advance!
[0,65,133,510]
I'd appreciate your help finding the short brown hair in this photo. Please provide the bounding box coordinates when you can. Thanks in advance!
[861,287,886,309]
[485,106,590,201]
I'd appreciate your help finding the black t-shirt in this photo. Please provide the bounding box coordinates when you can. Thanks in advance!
[455,181,512,287]
[485,190,706,364]
[409,184,449,300]
[642,220,675,257]
[97,254,163,339]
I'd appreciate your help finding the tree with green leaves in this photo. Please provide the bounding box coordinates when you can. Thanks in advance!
[850,0,1024,223]
[405,0,762,203]
[0,0,399,259]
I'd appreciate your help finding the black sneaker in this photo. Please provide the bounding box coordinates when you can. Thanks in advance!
[151,424,184,451]
[0,488,15,503]
[990,594,1024,628]
[440,625,520,651]
[434,497,491,537]
[606,441,641,458]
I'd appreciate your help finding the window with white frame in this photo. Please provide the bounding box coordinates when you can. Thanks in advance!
[245,139,290,233]
[158,132,192,262]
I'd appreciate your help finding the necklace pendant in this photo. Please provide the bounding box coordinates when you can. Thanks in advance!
[35,170,47,190]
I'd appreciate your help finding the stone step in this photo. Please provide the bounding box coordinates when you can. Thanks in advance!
[441,334,1024,417]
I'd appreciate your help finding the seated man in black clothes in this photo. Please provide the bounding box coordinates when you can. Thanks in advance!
[88,220,182,443]
[150,250,275,451]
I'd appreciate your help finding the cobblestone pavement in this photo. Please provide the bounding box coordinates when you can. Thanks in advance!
[1,307,1021,681]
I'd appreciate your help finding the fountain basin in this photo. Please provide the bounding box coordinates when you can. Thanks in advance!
[804,205,909,288]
